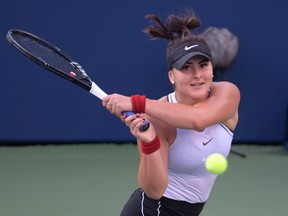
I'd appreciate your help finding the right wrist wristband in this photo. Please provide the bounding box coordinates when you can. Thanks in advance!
[131,95,146,113]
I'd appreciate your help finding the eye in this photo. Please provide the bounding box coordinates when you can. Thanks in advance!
[200,62,208,68]
[182,65,190,70]
[200,63,208,68]
[180,64,191,71]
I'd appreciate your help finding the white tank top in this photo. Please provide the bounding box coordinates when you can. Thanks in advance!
[163,92,233,203]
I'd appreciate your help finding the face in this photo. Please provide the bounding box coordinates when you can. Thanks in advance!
[168,56,213,105]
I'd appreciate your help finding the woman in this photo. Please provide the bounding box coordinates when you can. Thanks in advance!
[103,10,240,216]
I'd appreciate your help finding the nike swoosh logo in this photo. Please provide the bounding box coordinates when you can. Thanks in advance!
[203,137,213,146]
[184,44,199,50]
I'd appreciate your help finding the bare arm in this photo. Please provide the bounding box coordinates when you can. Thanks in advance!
[103,82,240,131]
[124,114,169,200]
[137,134,169,200]
[145,82,240,131]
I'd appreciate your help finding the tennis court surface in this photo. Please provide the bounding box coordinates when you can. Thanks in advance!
[0,144,287,216]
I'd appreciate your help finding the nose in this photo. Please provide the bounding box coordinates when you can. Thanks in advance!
[191,68,201,78]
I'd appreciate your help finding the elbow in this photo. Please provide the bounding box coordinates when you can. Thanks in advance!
[145,187,166,200]
[190,118,206,132]
[139,179,168,200]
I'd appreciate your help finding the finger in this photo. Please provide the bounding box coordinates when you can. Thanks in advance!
[106,102,113,112]
[135,119,147,132]
[102,95,111,107]
[124,113,137,125]
[120,113,126,122]
[129,117,143,129]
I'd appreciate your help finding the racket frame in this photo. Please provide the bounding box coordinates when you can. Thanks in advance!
[7,29,91,91]
[7,29,150,132]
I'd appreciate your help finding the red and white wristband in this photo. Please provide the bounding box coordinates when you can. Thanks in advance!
[141,134,160,154]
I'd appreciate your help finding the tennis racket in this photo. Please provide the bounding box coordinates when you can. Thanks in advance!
[7,29,149,132]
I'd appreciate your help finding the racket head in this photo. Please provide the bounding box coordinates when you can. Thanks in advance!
[7,29,150,131]
[6,29,92,91]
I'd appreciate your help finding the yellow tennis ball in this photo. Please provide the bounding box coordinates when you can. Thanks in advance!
[205,153,228,174]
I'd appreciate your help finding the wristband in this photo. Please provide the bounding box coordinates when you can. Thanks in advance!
[131,95,146,113]
[141,135,160,154]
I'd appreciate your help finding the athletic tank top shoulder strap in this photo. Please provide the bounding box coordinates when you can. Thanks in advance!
[167,92,177,103]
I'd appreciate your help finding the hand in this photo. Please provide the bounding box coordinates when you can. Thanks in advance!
[102,94,132,117]
[123,113,156,142]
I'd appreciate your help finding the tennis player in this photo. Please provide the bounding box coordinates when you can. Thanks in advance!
[103,10,240,216]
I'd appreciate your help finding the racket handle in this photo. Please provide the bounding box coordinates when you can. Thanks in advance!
[123,111,150,132]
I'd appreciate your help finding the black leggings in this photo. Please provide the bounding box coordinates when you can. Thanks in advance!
[120,188,205,216]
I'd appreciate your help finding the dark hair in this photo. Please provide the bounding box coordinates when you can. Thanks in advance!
[143,10,208,59]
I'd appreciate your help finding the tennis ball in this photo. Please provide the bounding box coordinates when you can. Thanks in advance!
[205,153,228,175]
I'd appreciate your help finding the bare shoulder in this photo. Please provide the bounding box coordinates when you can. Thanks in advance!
[212,81,240,91]
[159,95,168,102]
[211,81,240,98]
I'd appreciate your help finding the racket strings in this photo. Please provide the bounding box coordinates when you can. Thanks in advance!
[13,34,83,77]
[14,34,74,71]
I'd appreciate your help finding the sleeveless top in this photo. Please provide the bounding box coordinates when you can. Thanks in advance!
[163,92,233,203]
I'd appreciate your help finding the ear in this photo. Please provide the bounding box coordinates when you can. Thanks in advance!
[168,70,175,84]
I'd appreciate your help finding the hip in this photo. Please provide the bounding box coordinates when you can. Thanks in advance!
[120,188,205,216]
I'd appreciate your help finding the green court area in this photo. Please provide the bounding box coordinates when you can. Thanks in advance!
[0,144,287,216]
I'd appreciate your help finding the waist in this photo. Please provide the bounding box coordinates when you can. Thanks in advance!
[164,172,216,203]
[160,195,206,214]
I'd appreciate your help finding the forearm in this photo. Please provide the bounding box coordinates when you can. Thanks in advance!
[137,135,168,200]
[138,150,168,200]
[145,99,202,130]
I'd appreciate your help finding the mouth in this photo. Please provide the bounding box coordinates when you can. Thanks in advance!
[190,82,205,86]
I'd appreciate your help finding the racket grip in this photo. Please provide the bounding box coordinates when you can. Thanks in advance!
[123,111,150,132]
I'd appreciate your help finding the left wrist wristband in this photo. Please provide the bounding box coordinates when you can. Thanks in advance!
[141,135,160,154]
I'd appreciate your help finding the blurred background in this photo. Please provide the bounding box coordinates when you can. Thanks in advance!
[1,0,287,145]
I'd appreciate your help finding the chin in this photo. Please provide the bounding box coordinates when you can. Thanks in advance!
[190,90,209,101]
